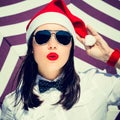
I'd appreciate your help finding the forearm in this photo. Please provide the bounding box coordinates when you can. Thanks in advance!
[77,25,120,69]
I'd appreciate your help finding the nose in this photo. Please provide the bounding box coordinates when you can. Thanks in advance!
[47,34,58,50]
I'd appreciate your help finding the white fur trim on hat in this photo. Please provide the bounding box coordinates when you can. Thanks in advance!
[26,12,76,42]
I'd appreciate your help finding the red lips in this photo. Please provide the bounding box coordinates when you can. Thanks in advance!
[47,52,59,61]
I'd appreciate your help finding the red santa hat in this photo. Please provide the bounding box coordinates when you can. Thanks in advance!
[26,0,96,46]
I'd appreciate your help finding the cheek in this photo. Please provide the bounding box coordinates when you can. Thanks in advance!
[32,41,72,70]
[59,44,72,64]
[33,46,45,64]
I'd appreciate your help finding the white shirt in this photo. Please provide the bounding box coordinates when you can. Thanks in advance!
[1,68,120,120]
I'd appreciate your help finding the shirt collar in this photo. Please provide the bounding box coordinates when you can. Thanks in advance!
[35,73,64,84]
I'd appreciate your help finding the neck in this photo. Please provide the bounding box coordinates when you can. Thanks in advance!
[38,68,62,81]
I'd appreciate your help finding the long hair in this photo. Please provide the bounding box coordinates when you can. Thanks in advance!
[15,33,80,110]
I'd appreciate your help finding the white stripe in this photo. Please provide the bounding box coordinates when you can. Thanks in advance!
[68,4,120,42]
[0,20,28,46]
[0,33,4,46]
[0,20,29,46]
[117,68,120,75]
[0,0,52,17]
[83,0,120,20]
[74,57,96,72]
[0,21,28,37]
[1,5,120,43]
[0,44,27,96]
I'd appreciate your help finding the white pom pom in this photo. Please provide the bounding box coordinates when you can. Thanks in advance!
[84,35,96,46]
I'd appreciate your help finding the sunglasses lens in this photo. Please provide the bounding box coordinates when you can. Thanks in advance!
[35,30,51,44]
[56,31,72,45]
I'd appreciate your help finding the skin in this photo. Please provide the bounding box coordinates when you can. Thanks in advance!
[77,25,120,69]
[32,23,72,80]
[32,23,120,81]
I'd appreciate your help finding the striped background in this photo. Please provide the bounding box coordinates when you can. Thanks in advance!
[0,0,120,119]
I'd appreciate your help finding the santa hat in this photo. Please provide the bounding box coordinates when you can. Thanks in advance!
[26,0,96,46]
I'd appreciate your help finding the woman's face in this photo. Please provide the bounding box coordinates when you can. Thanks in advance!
[32,23,72,77]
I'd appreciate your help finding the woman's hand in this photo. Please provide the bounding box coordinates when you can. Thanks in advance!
[76,25,114,63]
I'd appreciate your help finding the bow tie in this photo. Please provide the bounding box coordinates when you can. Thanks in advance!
[38,79,64,93]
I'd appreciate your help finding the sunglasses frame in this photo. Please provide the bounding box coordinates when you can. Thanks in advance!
[33,30,72,45]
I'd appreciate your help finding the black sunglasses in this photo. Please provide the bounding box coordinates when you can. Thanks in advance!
[33,30,72,45]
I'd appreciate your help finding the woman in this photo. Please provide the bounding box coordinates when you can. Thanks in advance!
[1,0,120,120]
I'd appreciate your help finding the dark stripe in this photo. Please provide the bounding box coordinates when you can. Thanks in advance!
[5,33,26,45]
[0,33,26,70]
[0,38,10,71]
[74,34,120,74]
[0,57,24,107]
[74,46,107,69]
[0,0,70,26]
[101,35,120,49]
[0,0,71,7]
[115,112,120,120]
[103,0,120,9]
[0,0,22,7]
[74,46,117,74]
[106,65,117,74]
[71,0,120,30]
[65,0,71,4]
[0,32,120,72]
[0,5,46,26]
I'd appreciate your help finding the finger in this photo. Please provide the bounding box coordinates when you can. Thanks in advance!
[76,33,96,47]
[84,45,91,50]
[87,26,106,44]
[87,25,99,36]
[87,25,105,45]
[76,33,85,45]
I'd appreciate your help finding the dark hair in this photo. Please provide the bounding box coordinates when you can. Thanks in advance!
[15,33,80,110]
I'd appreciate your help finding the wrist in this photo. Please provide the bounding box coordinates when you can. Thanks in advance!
[107,49,120,67]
